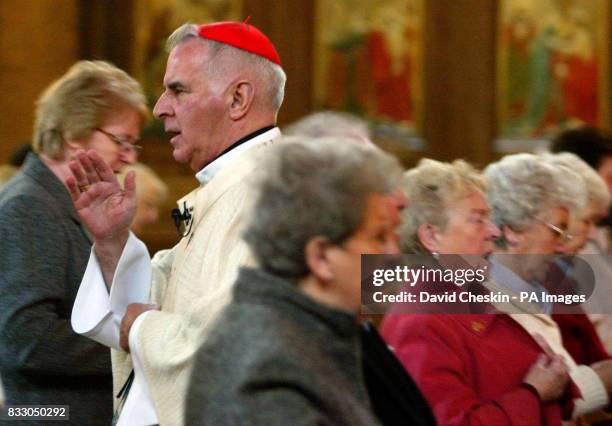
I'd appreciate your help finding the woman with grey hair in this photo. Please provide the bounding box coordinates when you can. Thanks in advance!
[185,136,403,425]
[548,152,612,355]
[485,153,612,421]
[485,153,582,310]
[382,158,573,425]
[0,60,147,424]
[539,153,612,416]
[543,152,610,253]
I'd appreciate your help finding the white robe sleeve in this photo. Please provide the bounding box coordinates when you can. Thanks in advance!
[115,312,159,426]
[71,232,152,350]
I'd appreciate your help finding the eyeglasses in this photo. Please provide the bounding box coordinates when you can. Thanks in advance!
[534,217,573,243]
[95,128,142,155]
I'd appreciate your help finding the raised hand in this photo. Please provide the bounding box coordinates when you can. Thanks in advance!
[66,150,137,242]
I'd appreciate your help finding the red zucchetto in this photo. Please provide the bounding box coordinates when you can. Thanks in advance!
[197,19,281,66]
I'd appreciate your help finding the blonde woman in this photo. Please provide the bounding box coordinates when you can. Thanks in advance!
[0,60,147,424]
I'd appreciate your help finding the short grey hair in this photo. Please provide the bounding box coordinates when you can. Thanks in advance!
[244,136,403,279]
[283,110,371,142]
[484,153,580,232]
[166,23,286,113]
[398,159,486,254]
[543,152,610,213]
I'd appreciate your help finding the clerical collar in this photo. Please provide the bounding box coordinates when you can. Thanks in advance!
[195,126,280,186]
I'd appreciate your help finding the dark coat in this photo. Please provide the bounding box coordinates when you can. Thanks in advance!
[361,321,437,426]
[0,154,112,425]
[186,267,381,426]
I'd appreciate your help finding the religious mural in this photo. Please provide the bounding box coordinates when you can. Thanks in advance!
[314,0,424,148]
[497,0,609,140]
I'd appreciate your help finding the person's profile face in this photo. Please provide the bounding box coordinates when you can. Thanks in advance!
[153,39,229,171]
[86,108,141,173]
[498,207,569,282]
[430,191,500,256]
[325,193,401,311]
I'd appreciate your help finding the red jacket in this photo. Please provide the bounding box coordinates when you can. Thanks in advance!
[552,313,610,365]
[381,313,572,425]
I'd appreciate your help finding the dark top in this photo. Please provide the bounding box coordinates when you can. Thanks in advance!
[186,267,381,425]
[361,321,437,426]
[0,154,112,425]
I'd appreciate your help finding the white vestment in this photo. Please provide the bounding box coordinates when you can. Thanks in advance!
[72,128,280,425]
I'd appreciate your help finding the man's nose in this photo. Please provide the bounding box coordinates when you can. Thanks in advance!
[153,92,170,119]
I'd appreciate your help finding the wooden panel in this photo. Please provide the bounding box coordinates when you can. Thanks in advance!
[77,0,135,72]
[0,0,79,162]
[243,0,314,126]
[424,0,496,166]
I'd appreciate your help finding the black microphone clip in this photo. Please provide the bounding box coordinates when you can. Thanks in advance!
[171,201,193,237]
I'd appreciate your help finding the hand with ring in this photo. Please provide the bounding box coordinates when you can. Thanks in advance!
[66,149,137,242]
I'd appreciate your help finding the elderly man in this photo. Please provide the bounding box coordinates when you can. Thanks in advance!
[68,21,285,425]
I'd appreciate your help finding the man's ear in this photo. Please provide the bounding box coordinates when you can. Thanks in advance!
[228,80,254,121]
[304,236,335,283]
[417,223,440,253]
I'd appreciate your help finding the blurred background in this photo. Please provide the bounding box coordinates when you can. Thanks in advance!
[1,0,609,252]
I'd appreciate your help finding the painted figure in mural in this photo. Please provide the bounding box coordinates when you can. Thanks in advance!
[504,6,536,121]
[322,0,419,127]
[502,1,600,137]
[365,0,415,124]
[551,6,598,126]
[516,22,559,134]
